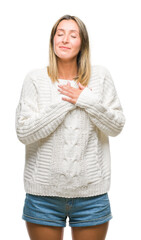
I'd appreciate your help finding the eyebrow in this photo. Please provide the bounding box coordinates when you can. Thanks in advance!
[56,28,79,34]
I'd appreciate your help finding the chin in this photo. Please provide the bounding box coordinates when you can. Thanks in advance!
[57,56,75,61]
[58,53,77,61]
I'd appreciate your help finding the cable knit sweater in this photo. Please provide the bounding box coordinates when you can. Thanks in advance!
[15,65,125,198]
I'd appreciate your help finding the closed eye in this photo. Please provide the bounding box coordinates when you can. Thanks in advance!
[57,34,76,38]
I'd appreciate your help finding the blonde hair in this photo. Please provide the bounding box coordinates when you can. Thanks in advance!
[47,15,91,86]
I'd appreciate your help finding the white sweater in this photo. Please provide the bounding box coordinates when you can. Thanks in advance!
[15,65,125,198]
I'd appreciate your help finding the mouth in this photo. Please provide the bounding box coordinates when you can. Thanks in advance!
[59,46,71,49]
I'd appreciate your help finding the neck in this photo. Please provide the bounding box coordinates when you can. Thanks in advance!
[57,58,78,80]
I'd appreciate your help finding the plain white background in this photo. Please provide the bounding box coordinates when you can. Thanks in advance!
[0,0,140,239]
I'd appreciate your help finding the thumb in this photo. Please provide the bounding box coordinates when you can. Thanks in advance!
[78,82,85,90]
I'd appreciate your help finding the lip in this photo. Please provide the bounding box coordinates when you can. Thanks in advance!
[59,46,70,49]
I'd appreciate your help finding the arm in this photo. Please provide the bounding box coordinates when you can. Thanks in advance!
[75,68,126,137]
[15,73,76,145]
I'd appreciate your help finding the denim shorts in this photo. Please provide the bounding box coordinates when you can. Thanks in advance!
[22,192,113,227]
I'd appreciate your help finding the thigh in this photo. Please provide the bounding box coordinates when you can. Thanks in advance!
[26,221,64,240]
[69,193,113,228]
[71,221,109,240]
[22,194,67,227]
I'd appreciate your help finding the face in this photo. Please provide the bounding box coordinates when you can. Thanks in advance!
[53,19,81,61]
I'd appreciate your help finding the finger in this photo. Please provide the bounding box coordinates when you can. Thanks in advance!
[58,88,73,98]
[59,85,73,94]
[79,83,85,89]
[67,81,71,86]
[58,84,70,90]
[78,82,85,90]
[62,97,75,104]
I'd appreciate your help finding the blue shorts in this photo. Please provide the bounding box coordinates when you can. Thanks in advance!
[22,192,113,227]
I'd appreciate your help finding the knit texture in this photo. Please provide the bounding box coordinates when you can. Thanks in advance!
[15,65,125,198]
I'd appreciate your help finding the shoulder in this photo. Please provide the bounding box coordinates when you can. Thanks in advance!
[22,66,48,89]
[90,65,114,87]
[91,64,111,78]
[89,65,115,90]
[24,66,47,81]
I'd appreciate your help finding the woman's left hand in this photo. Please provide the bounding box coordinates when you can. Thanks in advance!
[57,81,86,104]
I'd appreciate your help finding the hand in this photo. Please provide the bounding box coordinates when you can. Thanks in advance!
[57,81,87,104]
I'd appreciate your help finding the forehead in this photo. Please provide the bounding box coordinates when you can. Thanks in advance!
[56,20,79,33]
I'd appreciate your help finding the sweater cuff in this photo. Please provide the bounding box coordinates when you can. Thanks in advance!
[75,87,99,109]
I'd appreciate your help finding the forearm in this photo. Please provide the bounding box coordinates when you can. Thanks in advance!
[16,100,76,145]
[75,86,125,137]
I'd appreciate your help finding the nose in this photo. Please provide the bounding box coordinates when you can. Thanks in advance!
[62,34,69,43]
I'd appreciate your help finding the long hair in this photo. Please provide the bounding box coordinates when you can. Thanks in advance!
[47,15,91,86]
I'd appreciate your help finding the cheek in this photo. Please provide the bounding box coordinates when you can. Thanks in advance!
[53,36,60,48]
[73,40,81,51]
[53,38,59,54]
[53,37,57,47]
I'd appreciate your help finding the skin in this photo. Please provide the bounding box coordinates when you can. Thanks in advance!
[58,81,85,104]
[54,19,81,80]
[26,19,110,240]
[54,19,88,103]
[26,221,109,240]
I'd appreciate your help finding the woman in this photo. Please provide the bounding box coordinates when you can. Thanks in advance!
[15,15,125,240]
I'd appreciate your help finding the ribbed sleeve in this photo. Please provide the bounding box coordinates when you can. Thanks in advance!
[15,73,76,145]
[75,68,125,137]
